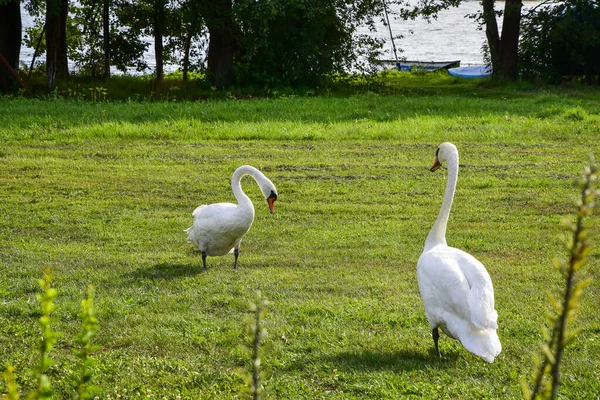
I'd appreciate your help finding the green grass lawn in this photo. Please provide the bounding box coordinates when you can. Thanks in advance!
[1,74,599,398]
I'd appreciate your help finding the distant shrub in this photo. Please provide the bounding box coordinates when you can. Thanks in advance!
[519,0,600,83]
[562,106,588,122]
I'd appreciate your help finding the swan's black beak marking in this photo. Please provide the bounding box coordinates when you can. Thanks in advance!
[430,157,442,172]
[267,191,277,213]
[430,147,442,172]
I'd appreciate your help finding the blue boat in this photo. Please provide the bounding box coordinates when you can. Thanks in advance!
[447,65,492,79]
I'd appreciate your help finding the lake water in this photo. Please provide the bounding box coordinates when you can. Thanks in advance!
[20,1,543,73]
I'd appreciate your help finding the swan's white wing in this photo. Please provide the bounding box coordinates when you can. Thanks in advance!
[449,247,497,329]
[417,248,471,331]
[417,246,498,329]
[417,245,498,330]
[418,245,501,362]
[186,202,254,256]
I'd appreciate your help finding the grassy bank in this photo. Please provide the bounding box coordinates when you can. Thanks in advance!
[1,74,599,398]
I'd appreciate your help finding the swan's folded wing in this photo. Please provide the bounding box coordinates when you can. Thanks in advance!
[456,251,498,330]
[468,284,497,329]
[417,252,472,321]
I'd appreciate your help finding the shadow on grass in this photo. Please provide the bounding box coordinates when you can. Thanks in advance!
[326,348,460,372]
[126,262,207,281]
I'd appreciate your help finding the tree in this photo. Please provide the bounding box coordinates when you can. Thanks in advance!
[482,0,522,79]
[46,0,69,87]
[164,0,207,82]
[201,0,236,88]
[0,0,22,93]
[153,0,167,87]
[70,0,149,75]
[103,0,110,79]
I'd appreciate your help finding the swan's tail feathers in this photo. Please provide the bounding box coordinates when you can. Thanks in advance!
[185,205,206,244]
[463,328,502,363]
[184,226,195,244]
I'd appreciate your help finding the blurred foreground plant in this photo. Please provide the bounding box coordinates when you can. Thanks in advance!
[522,156,598,399]
[245,291,269,400]
[28,268,60,400]
[73,286,99,400]
[1,271,98,400]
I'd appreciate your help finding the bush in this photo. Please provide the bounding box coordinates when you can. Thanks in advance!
[233,0,384,87]
[519,0,600,83]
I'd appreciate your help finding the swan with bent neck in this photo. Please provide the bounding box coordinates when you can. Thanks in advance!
[417,142,501,363]
[185,165,278,269]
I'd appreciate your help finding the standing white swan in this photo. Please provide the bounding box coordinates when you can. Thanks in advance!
[185,165,278,269]
[417,143,501,363]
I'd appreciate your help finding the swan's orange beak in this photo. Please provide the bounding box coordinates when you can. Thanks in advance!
[430,157,442,172]
[267,196,276,214]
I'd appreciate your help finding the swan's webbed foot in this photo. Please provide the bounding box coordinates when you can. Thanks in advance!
[232,248,239,269]
[433,327,441,358]
[202,251,207,269]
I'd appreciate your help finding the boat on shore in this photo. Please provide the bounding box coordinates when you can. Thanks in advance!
[447,65,492,79]
[377,59,461,72]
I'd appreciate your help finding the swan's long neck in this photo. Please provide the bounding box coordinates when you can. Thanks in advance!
[425,151,459,249]
[231,165,263,210]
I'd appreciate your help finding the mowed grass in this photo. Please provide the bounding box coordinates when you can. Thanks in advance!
[1,75,600,398]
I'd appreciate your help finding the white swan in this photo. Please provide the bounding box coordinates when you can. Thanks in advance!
[417,142,501,363]
[185,165,278,269]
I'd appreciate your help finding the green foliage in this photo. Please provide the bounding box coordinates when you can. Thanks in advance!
[1,366,20,400]
[28,269,59,400]
[519,0,600,83]
[69,0,149,75]
[1,273,100,400]
[234,0,385,87]
[247,292,269,400]
[522,157,598,399]
[72,286,99,400]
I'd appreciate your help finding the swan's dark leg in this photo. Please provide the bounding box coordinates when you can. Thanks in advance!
[202,251,207,269]
[233,247,239,269]
[433,327,441,357]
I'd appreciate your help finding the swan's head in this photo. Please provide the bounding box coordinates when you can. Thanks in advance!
[430,142,458,172]
[258,178,278,214]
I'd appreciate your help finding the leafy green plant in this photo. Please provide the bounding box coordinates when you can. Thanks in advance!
[247,292,269,400]
[2,366,20,400]
[28,269,60,400]
[522,156,598,399]
[1,273,99,400]
[72,286,99,400]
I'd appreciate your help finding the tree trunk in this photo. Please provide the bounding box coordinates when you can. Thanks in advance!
[58,0,68,78]
[482,0,500,73]
[206,0,235,88]
[0,0,22,93]
[498,0,522,79]
[103,0,111,80]
[183,32,191,82]
[46,0,69,88]
[153,0,165,91]
[482,0,522,80]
